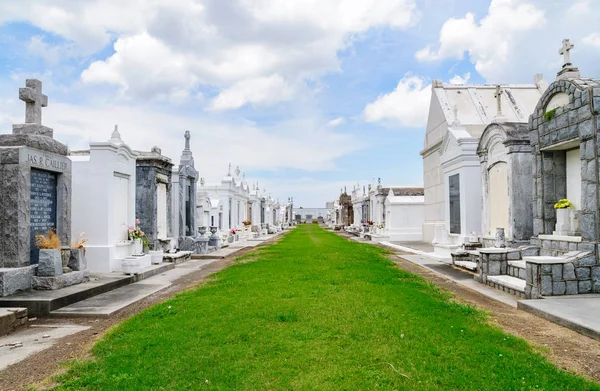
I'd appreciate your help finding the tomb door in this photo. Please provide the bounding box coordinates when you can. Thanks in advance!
[156,183,168,239]
[488,162,509,236]
[448,174,461,234]
[112,173,130,244]
[185,182,193,236]
[566,148,581,210]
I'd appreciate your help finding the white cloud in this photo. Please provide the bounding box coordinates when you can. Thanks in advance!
[327,117,345,127]
[1,0,420,107]
[209,75,295,111]
[449,73,471,85]
[416,0,600,83]
[416,0,546,79]
[363,75,430,127]
[582,32,600,49]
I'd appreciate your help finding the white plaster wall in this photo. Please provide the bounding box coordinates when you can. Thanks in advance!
[384,196,424,241]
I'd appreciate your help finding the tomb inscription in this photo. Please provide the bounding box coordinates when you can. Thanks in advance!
[30,168,58,264]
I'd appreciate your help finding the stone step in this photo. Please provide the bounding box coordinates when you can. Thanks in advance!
[454,260,477,272]
[487,275,526,298]
[50,282,171,318]
[0,308,28,336]
[0,263,174,316]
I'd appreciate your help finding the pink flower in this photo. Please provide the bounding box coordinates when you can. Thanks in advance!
[140,231,145,236]
[136,219,141,225]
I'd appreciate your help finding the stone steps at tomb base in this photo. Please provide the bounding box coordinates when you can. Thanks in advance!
[0,263,174,317]
[486,275,526,298]
[507,261,527,280]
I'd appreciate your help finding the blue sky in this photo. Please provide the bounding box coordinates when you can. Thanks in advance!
[1,0,599,207]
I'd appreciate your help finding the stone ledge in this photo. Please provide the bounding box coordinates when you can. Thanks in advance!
[0,307,28,336]
[0,266,37,297]
[32,270,90,290]
[538,234,582,243]
[487,275,526,292]
[524,256,569,265]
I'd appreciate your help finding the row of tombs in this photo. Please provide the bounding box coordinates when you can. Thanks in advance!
[335,39,600,300]
[432,41,600,300]
[0,79,294,298]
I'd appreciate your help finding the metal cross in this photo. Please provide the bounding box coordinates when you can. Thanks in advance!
[19,79,48,124]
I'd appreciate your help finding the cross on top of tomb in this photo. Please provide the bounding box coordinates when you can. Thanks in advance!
[235,165,241,177]
[494,85,504,117]
[184,131,191,151]
[227,163,231,176]
[12,78,54,137]
[451,104,462,128]
[19,79,47,125]
[559,39,574,67]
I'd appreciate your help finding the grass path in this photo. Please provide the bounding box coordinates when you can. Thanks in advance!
[53,225,600,390]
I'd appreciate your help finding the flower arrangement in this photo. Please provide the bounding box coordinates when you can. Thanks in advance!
[242,220,252,226]
[377,223,384,229]
[127,219,149,248]
[35,229,61,249]
[366,220,374,226]
[230,228,237,235]
[554,199,574,209]
[71,232,88,254]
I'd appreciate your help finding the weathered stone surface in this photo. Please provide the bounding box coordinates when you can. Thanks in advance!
[0,266,36,297]
[32,270,90,290]
[592,265,600,282]
[67,249,87,271]
[0,134,68,155]
[566,280,578,295]
[551,264,563,279]
[579,280,592,293]
[541,275,553,295]
[37,249,62,276]
[563,263,576,279]
[575,267,591,279]
[552,281,566,295]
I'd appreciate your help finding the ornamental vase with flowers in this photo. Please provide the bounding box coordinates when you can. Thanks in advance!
[127,219,148,254]
[554,199,573,235]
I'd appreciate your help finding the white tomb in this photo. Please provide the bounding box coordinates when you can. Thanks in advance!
[70,127,138,273]
[383,189,425,241]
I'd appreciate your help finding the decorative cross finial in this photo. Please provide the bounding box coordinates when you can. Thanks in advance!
[111,124,121,140]
[235,165,241,177]
[559,39,574,67]
[19,79,47,125]
[451,104,461,128]
[494,85,503,117]
[227,163,231,176]
[184,131,191,151]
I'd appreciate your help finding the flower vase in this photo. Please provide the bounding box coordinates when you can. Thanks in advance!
[555,208,571,236]
[133,238,143,255]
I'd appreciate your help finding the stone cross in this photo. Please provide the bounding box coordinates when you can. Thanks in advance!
[494,85,503,117]
[19,79,48,124]
[184,131,191,151]
[227,163,231,176]
[451,104,461,128]
[559,39,574,67]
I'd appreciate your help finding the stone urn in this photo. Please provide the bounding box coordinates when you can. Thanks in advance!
[68,248,87,271]
[227,235,234,243]
[198,226,207,237]
[133,238,144,255]
[209,226,218,237]
[38,249,63,277]
[555,208,571,236]
[149,250,163,265]
[494,228,506,248]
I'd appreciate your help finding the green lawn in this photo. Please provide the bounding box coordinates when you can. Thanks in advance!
[53,225,599,390]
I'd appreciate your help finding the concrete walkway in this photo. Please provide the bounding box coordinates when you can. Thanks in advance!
[518,295,600,341]
[51,258,219,317]
[399,254,519,308]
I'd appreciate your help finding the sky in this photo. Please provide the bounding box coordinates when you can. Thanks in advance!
[0,0,599,207]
